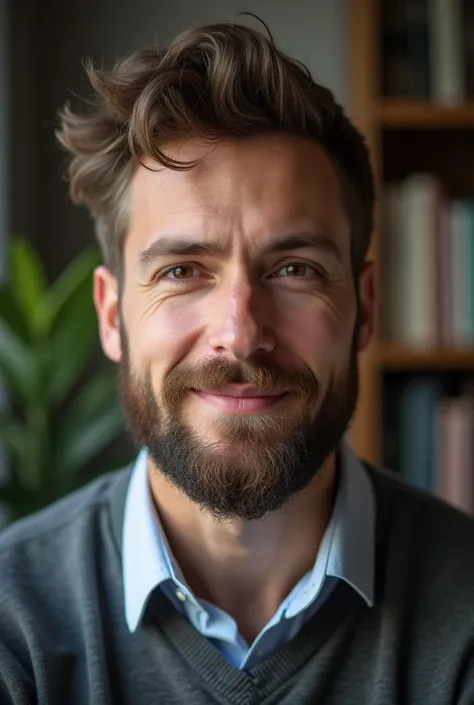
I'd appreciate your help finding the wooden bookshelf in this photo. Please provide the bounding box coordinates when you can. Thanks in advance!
[378,344,474,371]
[349,0,474,465]
[376,100,474,128]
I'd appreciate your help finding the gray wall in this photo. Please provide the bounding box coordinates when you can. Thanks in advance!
[10,0,348,279]
[0,0,9,280]
[0,0,9,490]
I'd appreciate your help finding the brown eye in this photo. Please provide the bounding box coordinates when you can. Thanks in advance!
[276,263,317,278]
[166,265,195,280]
[285,263,309,277]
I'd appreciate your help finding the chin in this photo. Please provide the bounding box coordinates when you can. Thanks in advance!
[190,414,298,447]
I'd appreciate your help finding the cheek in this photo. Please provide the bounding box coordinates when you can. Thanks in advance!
[126,298,203,375]
[279,299,354,377]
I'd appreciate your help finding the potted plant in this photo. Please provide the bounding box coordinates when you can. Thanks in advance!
[0,237,129,523]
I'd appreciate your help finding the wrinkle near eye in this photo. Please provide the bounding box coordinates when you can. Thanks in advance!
[138,289,170,318]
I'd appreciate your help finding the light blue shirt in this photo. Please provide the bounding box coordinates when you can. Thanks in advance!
[122,443,375,670]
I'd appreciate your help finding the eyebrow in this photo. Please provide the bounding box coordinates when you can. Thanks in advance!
[138,230,343,269]
[139,238,227,267]
[262,232,343,262]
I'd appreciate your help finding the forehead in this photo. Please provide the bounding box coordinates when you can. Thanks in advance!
[127,134,349,256]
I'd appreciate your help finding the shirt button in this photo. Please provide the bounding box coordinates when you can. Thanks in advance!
[176,590,187,602]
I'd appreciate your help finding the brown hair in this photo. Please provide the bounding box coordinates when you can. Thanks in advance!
[56,19,374,278]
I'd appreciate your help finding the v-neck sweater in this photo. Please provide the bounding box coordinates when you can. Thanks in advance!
[1,462,474,704]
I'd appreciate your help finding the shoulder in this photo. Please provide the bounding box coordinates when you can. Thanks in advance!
[364,464,474,693]
[366,462,474,544]
[0,468,132,699]
[0,467,132,575]
[349,462,474,702]
[365,461,474,599]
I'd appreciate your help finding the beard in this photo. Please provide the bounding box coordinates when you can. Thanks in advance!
[118,327,359,522]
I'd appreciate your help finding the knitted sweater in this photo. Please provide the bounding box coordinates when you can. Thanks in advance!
[1,463,474,704]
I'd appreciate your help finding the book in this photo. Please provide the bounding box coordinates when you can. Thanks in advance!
[434,396,474,514]
[466,200,474,342]
[397,174,439,348]
[406,0,431,97]
[462,0,474,97]
[399,377,442,492]
[382,179,474,349]
[436,198,451,346]
[448,200,474,347]
[429,0,465,103]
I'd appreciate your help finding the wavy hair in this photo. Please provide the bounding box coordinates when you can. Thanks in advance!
[56,19,374,277]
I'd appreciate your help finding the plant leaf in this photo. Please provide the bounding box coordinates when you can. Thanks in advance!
[57,403,125,477]
[37,248,101,335]
[0,321,40,402]
[0,286,31,342]
[59,367,118,431]
[9,238,47,322]
[55,367,122,475]
[46,281,99,406]
[0,415,32,468]
[0,414,43,494]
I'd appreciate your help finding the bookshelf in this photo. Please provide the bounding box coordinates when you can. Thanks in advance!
[376,100,474,128]
[349,0,474,474]
[378,344,474,371]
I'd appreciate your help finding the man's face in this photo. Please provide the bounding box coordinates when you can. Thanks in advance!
[95,134,374,521]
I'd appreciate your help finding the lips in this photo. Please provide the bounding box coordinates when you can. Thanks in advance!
[198,384,284,398]
[194,388,287,414]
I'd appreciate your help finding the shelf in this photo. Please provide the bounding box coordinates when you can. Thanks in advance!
[376,100,474,129]
[377,344,474,370]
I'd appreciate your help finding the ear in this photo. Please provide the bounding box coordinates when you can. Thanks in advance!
[356,260,375,352]
[93,266,122,363]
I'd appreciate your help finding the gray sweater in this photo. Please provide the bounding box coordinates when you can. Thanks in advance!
[1,462,474,705]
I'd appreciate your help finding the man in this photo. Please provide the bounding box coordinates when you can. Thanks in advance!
[1,19,474,705]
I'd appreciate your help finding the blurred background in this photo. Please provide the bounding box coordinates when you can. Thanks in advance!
[0,0,473,522]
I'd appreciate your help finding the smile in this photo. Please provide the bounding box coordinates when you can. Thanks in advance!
[193,387,288,414]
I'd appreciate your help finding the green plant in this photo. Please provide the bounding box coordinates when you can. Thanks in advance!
[0,237,128,522]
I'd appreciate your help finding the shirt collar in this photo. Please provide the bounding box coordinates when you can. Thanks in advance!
[122,448,174,631]
[327,442,375,604]
[122,442,375,632]
[281,443,374,618]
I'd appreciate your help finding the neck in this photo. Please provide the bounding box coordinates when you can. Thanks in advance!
[148,452,337,644]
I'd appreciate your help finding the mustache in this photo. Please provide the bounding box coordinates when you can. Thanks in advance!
[163,357,319,408]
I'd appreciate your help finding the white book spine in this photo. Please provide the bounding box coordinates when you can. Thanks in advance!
[398,174,439,348]
[429,0,465,104]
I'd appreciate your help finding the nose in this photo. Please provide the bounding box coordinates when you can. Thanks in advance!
[207,276,275,361]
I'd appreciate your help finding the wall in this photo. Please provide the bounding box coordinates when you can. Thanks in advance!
[0,0,9,279]
[9,0,348,279]
[0,0,10,490]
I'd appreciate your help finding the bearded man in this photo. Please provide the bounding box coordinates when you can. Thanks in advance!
[1,19,474,705]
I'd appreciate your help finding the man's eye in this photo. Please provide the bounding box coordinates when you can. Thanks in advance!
[162,265,198,281]
[275,262,319,278]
